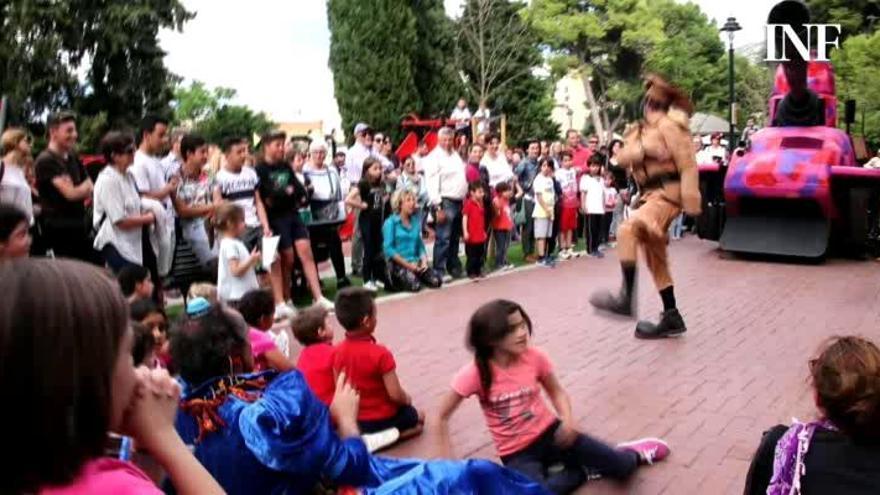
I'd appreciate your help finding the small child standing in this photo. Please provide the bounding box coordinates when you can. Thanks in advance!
[332,287,424,443]
[602,172,619,246]
[491,182,515,271]
[117,264,154,304]
[532,157,557,267]
[0,204,31,260]
[215,203,261,304]
[292,305,336,406]
[462,182,488,279]
[345,157,387,292]
[437,300,670,494]
[579,155,605,258]
[236,289,295,372]
[555,151,579,259]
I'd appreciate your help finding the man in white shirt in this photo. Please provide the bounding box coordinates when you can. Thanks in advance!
[696,132,728,165]
[343,122,375,275]
[450,98,472,138]
[130,115,177,210]
[473,100,491,136]
[424,127,467,279]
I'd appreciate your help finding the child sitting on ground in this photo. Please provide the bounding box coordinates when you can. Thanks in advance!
[236,289,295,372]
[332,287,425,443]
[130,298,170,369]
[0,204,30,259]
[437,299,670,494]
[293,304,336,406]
[215,203,260,304]
[744,335,880,494]
[118,265,154,304]
[462,181,487,279]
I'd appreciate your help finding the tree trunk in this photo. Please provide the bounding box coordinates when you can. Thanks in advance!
[580,70,606,140]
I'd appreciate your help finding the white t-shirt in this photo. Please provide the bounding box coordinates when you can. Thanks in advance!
[579,175,605,215]
[480,152,513,187]
[0,162,34,224]
[554,167,578,208]
[217,237,259,302]
[160,153,182,181]
[450,107,472,130]
[304,164,343,201]
[215,167,261,227]
[474,107,491,134]
[93,166,143,264]
[131,150,171,209]
[532,174,556,219]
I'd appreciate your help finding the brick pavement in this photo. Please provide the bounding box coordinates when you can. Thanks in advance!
[300,237,880,494]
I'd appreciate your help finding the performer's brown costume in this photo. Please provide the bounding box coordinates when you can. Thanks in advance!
[590,76,701,338]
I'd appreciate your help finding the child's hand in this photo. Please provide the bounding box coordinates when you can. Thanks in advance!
[554,421,580,449]
[122,367,182,454]
[330,372,360,437]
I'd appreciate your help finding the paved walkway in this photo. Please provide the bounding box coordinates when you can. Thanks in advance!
[298,237,880,494]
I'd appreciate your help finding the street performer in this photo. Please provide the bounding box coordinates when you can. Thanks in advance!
[590,74,701,339]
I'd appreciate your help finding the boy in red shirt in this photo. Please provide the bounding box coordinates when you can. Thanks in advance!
[462,182,487,279]
[492,182,515,271]
[332,287,424,443]
[292,305,336,405]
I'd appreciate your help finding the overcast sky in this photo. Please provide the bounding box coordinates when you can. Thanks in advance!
[159,0,773,132]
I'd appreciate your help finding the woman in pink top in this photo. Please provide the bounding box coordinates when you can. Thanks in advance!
[437,299,670,494]
[0,259,222,495]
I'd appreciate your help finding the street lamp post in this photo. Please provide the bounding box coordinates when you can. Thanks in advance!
[720,17,741,156]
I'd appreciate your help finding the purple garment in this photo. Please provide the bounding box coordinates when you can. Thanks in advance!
[767,419,837,495]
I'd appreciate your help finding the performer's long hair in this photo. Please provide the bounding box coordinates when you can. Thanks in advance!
[643,74,694,117]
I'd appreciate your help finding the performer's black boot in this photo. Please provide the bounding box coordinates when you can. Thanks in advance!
[635,309,687,339]
[589,263,636,317]
[635,286,686,339]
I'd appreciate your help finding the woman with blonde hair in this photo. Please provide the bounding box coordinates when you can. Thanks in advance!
[1,128,35,223]
[382,189,441,292]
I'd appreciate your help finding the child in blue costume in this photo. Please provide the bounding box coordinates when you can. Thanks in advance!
[172,303,549,495]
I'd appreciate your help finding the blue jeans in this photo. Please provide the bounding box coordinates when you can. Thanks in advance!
[433,198,463,276]
[494,229,511,268]
[501,421,638,495]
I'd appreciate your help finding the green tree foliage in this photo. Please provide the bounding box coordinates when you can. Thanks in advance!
[806,0,880,39]
[457,0,557,143]
[0,0,191,143]
[832,31,880,148]
[327,0,422,143]
[411,0,464,117]
[526,0,772,138]
[172,81,274,145]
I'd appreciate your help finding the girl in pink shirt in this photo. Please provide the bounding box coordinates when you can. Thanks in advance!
[437,299,670,494]
[0,258,222,495]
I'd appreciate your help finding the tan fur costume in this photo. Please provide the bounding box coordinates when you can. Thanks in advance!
[616,79,702,291]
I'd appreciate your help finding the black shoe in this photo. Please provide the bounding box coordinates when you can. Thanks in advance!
[635,309,687,339]
[449,269,464,280]
[589,289,635,317]
[336,277,352,289]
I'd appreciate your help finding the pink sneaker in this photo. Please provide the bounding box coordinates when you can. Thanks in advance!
[616,438,670,465]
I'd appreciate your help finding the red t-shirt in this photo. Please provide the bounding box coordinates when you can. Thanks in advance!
[492,196,514,231]
[462,198,487,245]
[296,342,336,405]
[332,333,398,421]
[465,162,482,184]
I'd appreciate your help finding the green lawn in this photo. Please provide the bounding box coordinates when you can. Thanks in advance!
[167,237,589,318]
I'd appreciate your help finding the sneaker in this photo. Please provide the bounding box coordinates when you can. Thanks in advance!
[274,303,296,321]
[375,280,385,290]
[363,281,378,292]
[559,250,571,260]
[316,296,335,311]
[362,428,400,453]
[504,263,516,271]
[441,274,453,283]
[336,277,352,289]
[617,438,670,465]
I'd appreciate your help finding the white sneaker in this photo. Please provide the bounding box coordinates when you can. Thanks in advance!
[441,274,453,283]
[274,303,295,321]
[375,280,385,290]
[316,296,335,311]
[362,428,400,453]
[559,250,571,260]
[363,281,378,292]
